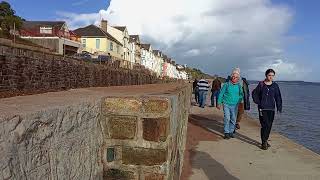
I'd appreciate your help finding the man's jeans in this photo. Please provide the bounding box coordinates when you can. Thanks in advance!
[198,90,208,108]
[211,90,220,106]
[223,104,238,134]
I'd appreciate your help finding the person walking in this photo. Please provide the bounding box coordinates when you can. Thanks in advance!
[193,79,199,105]
[225,74,251,131]
[210,78,221,107]
[217,68,243,139]
[197,78,210,108]
[236,77,251,130]
[252,69,282,150]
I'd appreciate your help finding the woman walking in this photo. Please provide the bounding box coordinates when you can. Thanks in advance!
[218,68,243,139]
[252,69,282,150]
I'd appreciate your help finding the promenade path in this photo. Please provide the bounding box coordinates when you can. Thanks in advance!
[182,105,320,180]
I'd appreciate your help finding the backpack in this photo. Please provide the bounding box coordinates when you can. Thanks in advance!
[252,81,264,104]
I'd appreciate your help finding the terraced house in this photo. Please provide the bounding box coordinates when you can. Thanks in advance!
[20,21,81,55]
[74,21,123,59]
[141,44,156,72]
[129,35,142,65]
[153,50,165,77]
[107,24,131,61]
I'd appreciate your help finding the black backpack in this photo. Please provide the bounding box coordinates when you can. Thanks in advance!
[252,81,264,104]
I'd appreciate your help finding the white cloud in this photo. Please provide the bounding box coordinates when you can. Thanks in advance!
[57,0,313,81]
[71,0,90,6]
[185,49,200,57]
[248,58,311,80]
[56,9,108,29]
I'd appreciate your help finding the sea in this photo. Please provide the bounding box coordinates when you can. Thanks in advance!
[247,81,320,154]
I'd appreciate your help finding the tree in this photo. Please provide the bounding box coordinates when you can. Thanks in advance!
[0,1,23,34]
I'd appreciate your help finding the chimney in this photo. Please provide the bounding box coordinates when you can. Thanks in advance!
[101,20,108,32]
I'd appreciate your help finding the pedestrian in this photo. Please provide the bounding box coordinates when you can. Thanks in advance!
[217,68,243,139]
[193,79,199,105]
[252,69,282,150]
[210,78,222,107]
[225,73,251,131]
[197,77,210,108]
[236,77,250,129]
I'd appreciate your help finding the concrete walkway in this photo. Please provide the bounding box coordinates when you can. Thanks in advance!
[183,106,320,180]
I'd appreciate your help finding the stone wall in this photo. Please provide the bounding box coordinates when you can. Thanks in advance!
[0,83,191,180]
[0,42,166,98]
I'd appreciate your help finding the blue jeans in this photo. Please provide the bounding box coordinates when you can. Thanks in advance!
[211,90,220,106]
[198,90,208,108]
[223,104,238,134]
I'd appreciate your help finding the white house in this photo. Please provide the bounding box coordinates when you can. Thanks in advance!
[107,24,130,61]
[141,44,155,71]
[152,50,164,77]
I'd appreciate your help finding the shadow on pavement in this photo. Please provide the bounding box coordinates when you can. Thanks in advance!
[192,150,240,180]
[189,114,261,148]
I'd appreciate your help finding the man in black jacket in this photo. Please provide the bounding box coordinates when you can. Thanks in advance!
[236,77,250,129]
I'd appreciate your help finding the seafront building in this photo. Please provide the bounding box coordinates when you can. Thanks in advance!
[74,21,123,59]
[20,21,81,55]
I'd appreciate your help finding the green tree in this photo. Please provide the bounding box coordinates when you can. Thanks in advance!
[0,1,23,34]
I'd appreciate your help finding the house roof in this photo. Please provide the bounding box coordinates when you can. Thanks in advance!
[153,50,162,56]
[129,35,140,43]
[22,21,66,30]
[74,25,122,45]
[141,44,151,50]
[113,26,127,32]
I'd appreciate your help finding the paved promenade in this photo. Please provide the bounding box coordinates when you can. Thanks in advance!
[182,105,320,180]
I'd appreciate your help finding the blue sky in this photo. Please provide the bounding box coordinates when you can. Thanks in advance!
[276,0,319,72]
[5,0,319,81]
[7,0,110,20]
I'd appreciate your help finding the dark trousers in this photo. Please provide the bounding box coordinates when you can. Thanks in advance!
[210,90,220,106]
[259,110,275,144]
[194,91,199,103]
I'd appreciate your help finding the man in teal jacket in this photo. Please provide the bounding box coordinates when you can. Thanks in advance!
[218,68,243,139]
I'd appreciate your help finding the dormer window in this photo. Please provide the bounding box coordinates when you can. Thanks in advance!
[40,27,53,34]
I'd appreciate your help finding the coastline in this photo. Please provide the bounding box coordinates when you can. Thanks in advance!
[182,105,320,180]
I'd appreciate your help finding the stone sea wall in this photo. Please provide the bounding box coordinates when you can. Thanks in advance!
[0,84,191,180]
[0,42,168,99]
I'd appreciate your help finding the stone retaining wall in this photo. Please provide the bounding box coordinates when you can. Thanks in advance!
[0,84,191,180]
[0,42,168,99]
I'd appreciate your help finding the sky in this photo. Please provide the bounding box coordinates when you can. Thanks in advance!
[6,0,319,82]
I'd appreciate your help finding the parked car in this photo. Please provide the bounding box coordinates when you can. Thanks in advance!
[73,51,93,60]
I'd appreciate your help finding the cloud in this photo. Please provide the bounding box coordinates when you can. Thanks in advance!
[57,0,312,81]
[72,0,90,6]
[56,9,109,29]
[184,49,200,57]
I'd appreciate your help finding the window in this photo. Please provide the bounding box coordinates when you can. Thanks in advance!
[96,39,100,49]
[82,39,86,48]
[110,42,114,51]
[117,45,120,54]
[40,27,52,34]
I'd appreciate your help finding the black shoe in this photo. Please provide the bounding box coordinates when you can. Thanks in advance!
[224,134,230,139]
[261,142,268,150]
[236,123,240,130]
[229,133,235,138]
[267,142,271,147]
